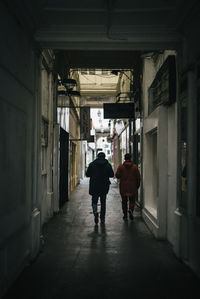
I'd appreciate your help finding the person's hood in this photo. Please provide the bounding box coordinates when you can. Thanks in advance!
[123,161,133,168]
[93,158,108,166]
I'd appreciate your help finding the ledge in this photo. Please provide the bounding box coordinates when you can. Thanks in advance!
[142,207,159,238]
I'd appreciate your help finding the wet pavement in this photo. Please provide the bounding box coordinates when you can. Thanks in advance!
[3,178,199,299]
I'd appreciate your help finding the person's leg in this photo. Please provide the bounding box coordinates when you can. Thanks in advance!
[121,196,128,220]
[92,195,99,224]
[100,194,106,223]
[128,196,135,220]
[129,196,135,212]
[92,195,98,214]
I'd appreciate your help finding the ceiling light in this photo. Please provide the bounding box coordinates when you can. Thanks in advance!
[57,90,67,96]
[62,78,77,88]
[67,90,81,97]
[111,70,120,76]
[57,89,81,97]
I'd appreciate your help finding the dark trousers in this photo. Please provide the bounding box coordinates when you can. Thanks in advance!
[92,194,106,220]
[121,196,135,216]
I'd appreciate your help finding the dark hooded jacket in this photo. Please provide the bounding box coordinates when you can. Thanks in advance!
[86,157,114,196]
[115,161,140,197]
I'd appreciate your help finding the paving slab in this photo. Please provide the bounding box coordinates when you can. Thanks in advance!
[3,179,200,299]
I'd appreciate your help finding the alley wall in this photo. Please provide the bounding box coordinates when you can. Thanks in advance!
[0,2,41,296]
[142,51,178,242]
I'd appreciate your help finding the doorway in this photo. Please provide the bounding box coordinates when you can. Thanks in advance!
[59,127,69,208]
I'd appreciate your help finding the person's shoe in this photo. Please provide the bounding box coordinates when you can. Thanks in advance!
[94,213,99,224]
[128,210,134,220]
[123,215,128,221]
[100,218,105,224]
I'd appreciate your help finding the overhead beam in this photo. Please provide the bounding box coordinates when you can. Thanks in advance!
[36,40,181,52]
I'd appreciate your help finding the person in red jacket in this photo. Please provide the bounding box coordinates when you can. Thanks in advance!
[115,153,140,221]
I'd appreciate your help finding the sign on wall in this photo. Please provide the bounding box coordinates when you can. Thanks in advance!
[80,107,90,140]
[103,103,134,119]
[148,55,176,114]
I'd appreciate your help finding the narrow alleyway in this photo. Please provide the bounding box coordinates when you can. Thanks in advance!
[3,179,199,299]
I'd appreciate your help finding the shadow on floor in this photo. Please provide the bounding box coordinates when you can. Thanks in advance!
[3,179,200,299]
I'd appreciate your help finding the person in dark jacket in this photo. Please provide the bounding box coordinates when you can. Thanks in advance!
[86,152,114,224]
[115,153,140,221]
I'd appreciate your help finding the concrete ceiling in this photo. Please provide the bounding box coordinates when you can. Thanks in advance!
[5,0,198,69]
[31,0,193,51]
[4,0,199,106]
[55,50,142,69]
[6,1,198,50]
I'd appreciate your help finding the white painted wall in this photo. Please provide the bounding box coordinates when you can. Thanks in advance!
[40,55,57,225]
[167,103,178,245]
[142,53,177,241]
[57,107,69,132]
[143,109,158,221]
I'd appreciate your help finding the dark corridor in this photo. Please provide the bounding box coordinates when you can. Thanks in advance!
[3,179,199,299]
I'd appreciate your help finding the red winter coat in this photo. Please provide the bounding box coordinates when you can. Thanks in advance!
[115,161,140,197]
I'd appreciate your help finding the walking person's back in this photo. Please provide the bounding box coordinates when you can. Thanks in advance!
[115,153,140,221]
[86,152,114,224]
